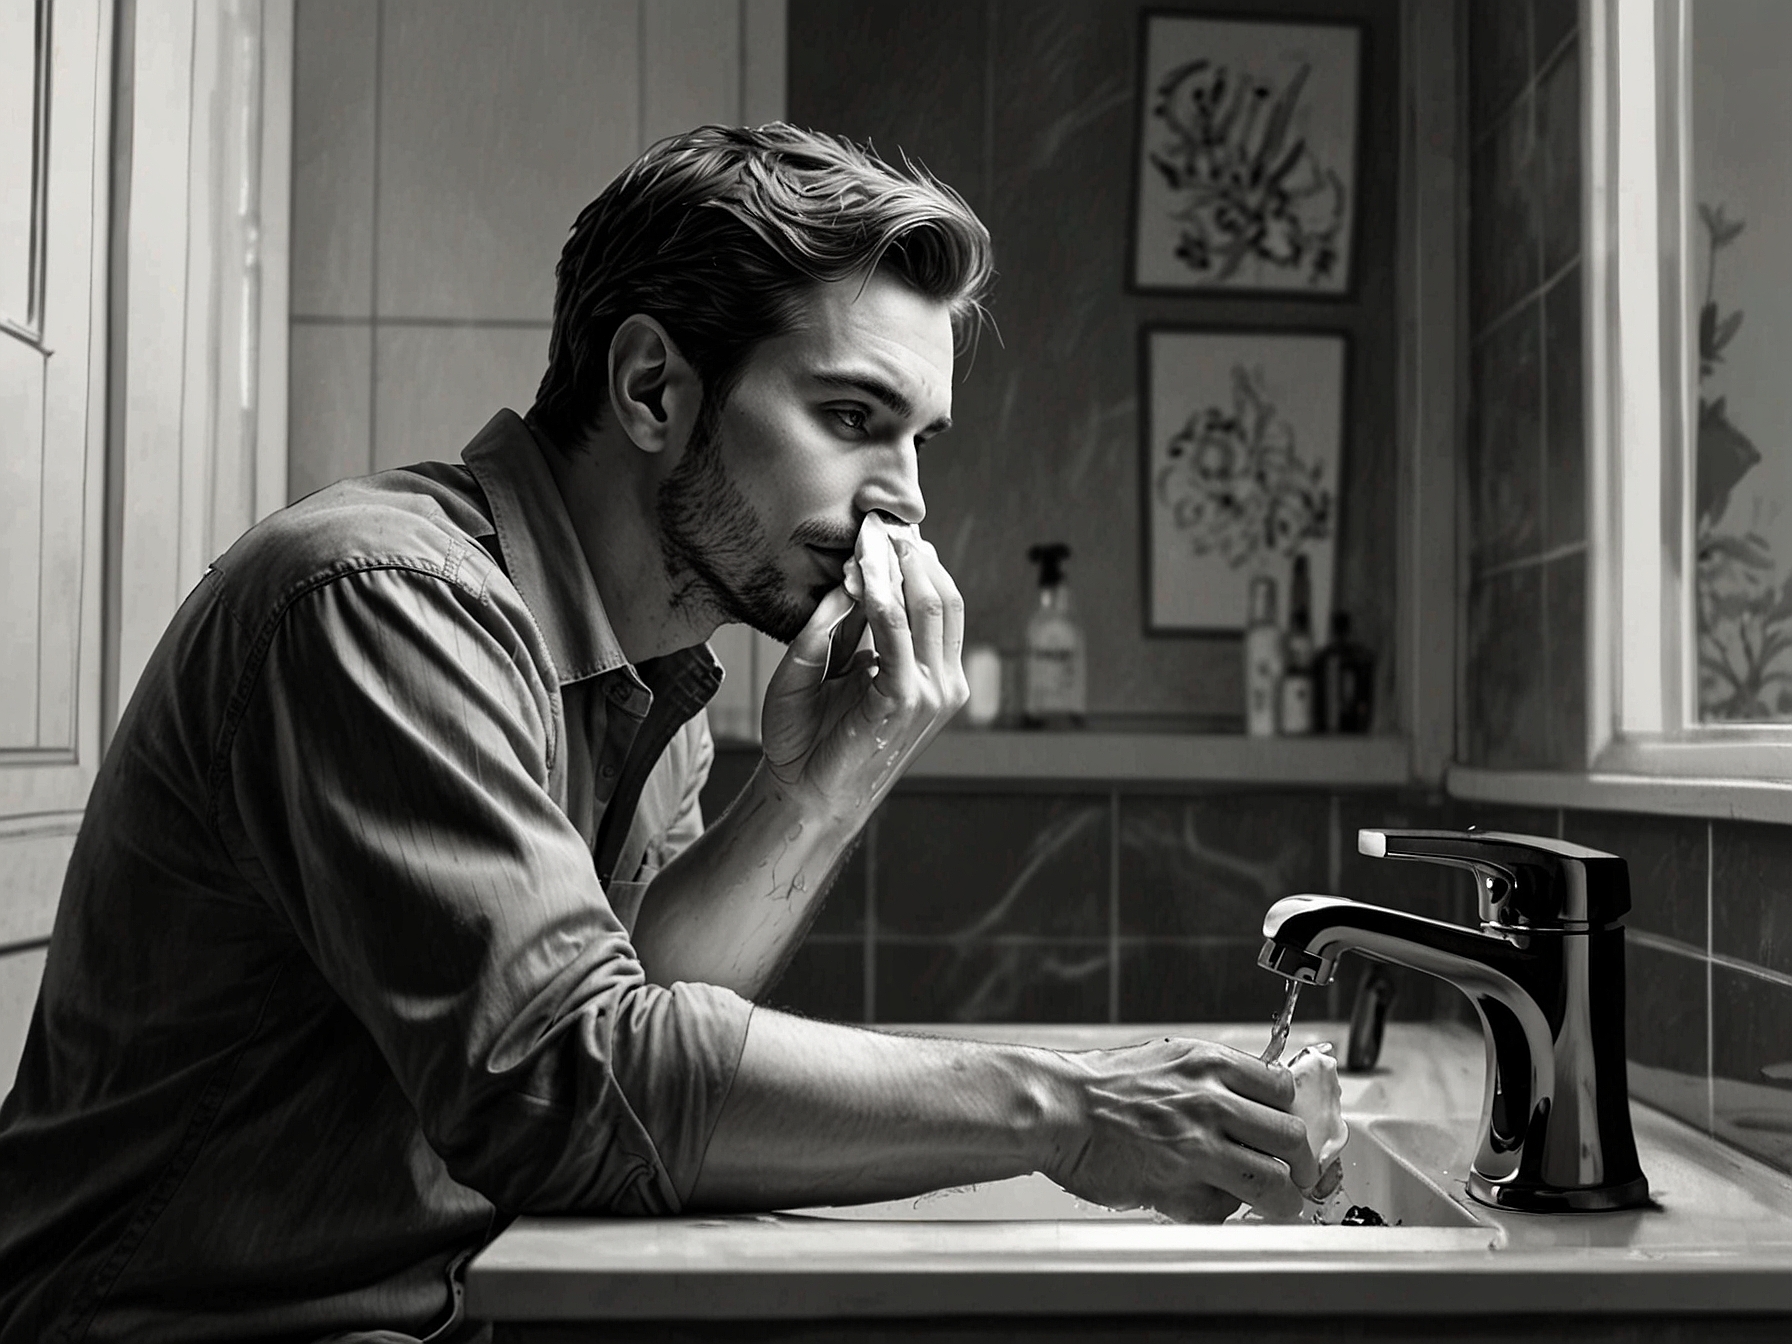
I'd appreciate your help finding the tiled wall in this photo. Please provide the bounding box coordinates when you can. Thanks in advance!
[1463,0,1585,770]
[288,0,768,499]
[1462,0,1792,1176]
[788,0,1402,726]
[708,748,1546,1037]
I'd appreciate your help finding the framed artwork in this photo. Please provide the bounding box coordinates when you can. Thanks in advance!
[1141,328,1347,634]
[1131,10,1363,296]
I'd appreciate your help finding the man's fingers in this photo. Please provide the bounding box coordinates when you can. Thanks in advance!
[892,533,946,677]
[1205,1045,1299,1111]
[933,550,966,672]
[826,607,869,680]
[855,518,915,697]
[1225,1097,1321,1193]
[1212,1140,1309,1220]
[766,586,855,696]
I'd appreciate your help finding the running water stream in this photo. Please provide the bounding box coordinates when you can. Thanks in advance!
[1260,978,1302,1065]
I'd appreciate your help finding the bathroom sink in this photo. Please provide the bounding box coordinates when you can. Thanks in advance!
[787,1112,1497,1247]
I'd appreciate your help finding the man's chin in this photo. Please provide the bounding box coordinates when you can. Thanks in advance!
[726,586,818,646]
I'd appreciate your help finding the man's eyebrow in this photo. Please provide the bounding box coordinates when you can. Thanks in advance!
[811,371,953,435]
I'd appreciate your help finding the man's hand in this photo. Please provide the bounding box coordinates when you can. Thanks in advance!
[1047,1037,1319,1223]
[759,514,968,819]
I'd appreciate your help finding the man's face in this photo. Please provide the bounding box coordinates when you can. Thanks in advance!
[656,270,956,642]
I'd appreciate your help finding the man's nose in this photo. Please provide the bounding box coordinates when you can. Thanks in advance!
[856,450,926,527]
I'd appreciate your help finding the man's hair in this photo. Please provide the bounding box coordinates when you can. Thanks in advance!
[530,123,994,448]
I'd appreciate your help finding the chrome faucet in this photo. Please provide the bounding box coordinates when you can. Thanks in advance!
[1259,828,1650,1213]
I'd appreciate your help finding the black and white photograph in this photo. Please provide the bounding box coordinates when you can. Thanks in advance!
[5,1,1792,1341]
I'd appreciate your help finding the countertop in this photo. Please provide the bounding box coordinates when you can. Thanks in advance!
[464,1021,1792,1327]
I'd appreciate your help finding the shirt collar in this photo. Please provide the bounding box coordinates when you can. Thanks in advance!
[461,410,720,704]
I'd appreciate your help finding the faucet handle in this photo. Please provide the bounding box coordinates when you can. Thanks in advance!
[1358,828,1631,929]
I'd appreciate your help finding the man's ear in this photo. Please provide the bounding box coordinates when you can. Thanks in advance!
[607,314,700,455]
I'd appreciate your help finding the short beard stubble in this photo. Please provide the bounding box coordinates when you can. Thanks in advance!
[655,399,835,644]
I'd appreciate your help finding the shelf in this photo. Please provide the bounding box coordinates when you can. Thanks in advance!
[902,730,1412,785]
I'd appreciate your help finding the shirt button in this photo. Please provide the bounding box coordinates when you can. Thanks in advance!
[600,764,617,779]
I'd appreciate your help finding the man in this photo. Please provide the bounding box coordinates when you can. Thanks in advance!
[0,125,1316,1343]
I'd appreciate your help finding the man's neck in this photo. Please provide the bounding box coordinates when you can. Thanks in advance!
[532,420,719,666]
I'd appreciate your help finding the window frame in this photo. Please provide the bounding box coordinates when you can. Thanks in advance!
[1585,0,1792,783]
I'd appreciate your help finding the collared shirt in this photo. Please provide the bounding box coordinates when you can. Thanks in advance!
[0,411,754,1344]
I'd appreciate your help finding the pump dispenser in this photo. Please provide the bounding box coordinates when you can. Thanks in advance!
[1023,543,1086,728]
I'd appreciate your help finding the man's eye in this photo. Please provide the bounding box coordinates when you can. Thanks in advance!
[831,407,868,434]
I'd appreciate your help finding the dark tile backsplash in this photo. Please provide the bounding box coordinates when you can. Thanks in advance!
[1118,940,1286,1028]
[1536,41,1581,280]
[1713,821,1792,978]
[1625,941,1709,1132]
[1542,268,1585,550]
[1117,792,1329,939]
[1564,810,1708,948]
[876,793,1108,939]
[1542,549,1587,769]
[1465,564,1551,769]
[1469,305,1543,571]
[876,940,1110,1025]
[1468,0,1532,140]
[1531,0,1577,68]
[1464,24,1584,778]
[767,939,865,1024]
[1469,95,1541,332]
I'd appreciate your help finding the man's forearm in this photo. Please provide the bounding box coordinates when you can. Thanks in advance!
[686,1007,1080,1211]
[629,759,862,998]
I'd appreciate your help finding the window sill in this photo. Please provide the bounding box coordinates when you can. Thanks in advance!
[1448,764,1792,824]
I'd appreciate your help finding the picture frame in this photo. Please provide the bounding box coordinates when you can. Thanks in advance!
[1130,10,1364,296]
[1140,327,1348,635]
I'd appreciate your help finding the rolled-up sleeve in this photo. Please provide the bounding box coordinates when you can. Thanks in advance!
[213,563,752,1214]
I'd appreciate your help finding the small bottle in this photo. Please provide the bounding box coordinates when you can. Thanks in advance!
[1023,543,1086,728]
[1278,555,1316,735]
[963,644,1003,727]
[1316,611,1376,733]
[1244,574,1283,737]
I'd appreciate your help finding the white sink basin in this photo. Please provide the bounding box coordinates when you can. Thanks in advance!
[787,1112,1495,1247]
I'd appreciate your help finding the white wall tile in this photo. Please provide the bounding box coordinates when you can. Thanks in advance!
[0,946,46,1098]
[291,0,377,317]
[643,0,742,146]
[743,0,787,126]
[288,322,373,500]
[372,323,548,470]
[375,0,640,322]
[707,623,758,741]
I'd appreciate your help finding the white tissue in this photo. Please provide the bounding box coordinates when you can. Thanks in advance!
[843,516,913,604]
[1288,1041,1349,1178]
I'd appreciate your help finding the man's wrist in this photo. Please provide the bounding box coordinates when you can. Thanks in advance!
[749,754,871,837]
[1006,1044,1089,1183]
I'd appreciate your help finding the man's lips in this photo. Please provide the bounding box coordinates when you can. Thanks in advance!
[805,543,854,581]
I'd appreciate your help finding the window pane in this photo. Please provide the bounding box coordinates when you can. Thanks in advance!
[1691,0,1792,722]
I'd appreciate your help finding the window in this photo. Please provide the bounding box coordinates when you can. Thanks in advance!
[1586,0,1792,784]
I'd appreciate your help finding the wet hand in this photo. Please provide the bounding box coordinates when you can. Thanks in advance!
[759,514,969,819]
[1047,1036,1319,1224]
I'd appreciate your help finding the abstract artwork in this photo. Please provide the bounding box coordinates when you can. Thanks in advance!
[1132,12,1361,294]
[1142,329,1345,633]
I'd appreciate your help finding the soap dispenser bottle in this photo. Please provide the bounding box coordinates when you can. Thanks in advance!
[1023,543,1086,728]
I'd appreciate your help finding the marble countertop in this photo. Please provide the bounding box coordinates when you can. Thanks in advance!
[464,1021,1792,1324]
